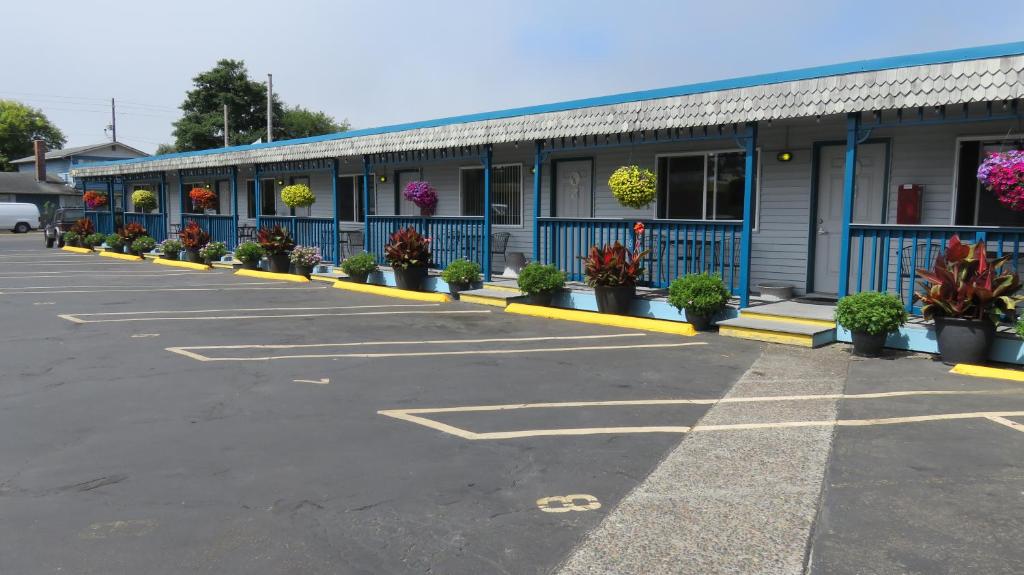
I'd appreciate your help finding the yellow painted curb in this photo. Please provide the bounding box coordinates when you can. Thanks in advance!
[718,325,814,347]
[950,364,1024,382]
[235,269,310,283]
[310,274,339,283]
[61,246,94,254]
[152,258,211,270]
[99,251,143,261]
[740,312,836,329]
[332,280,450,302]
[458,293,510,307]
[505,303,696,336]
[210,262,235,269]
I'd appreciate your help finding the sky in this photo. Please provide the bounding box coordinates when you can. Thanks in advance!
[2,0,1021,155]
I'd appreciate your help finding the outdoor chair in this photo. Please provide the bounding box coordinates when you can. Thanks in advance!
[490,231,511,269]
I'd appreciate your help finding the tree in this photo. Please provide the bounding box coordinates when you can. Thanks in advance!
[154,143,177,156]
[280,106,348,139]
[0,100,66,171]
[172,59,283,151]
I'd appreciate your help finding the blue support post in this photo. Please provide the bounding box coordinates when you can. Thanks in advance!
[178,170,186,229]
[838,113,860,298]
[254,165,262,231]
[482,145,493,282]
[331,159,340,265]
[738,122,758,308]
[107,180,115,232]
[532,141,542,263]
[230,167,239,249]
[119,177,127,216]
[362,156,372,258]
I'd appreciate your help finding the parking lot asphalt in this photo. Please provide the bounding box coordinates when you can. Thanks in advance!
[0,233,761,574]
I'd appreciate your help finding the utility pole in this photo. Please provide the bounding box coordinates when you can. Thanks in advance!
[266,73,273,143]
[223,103,229,147]
[110,98,117,142]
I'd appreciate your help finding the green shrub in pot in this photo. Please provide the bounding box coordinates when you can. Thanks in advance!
[62,231,81,247]
[83,233,106,249]
[667,273,730,331]
[441,259,481,293]
[517,263,565,306]
[104,233,123,251]
[234,241,264,270]
[340,252,378,283]
[131,235,157,256]
[159,239,182,260]
[199,241,228,264]
[835,291,907,357]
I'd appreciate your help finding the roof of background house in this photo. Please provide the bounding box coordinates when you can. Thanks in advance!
[72,40,1024,177]
[0,172,80,195]
[12,142,149,164]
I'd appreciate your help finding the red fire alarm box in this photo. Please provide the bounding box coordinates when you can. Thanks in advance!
[897,184,923,225]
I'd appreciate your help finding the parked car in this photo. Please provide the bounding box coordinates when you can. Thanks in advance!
[0,202,41,233]
[42,207,85,248]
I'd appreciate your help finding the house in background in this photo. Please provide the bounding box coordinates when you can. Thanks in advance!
[12,141,148,186]
[1,140,81,209]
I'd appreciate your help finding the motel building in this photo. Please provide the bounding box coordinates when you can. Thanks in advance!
[71,41,1024,361]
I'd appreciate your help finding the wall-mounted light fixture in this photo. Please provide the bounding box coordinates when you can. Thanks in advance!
[379,174,388,184]
[276,179,285,186]
[776,151,793,162]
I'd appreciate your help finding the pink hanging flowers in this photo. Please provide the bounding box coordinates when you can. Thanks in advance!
[977,150,1024,212]
[403,181,438,216]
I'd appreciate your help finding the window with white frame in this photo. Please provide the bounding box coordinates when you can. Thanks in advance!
[656,151,758,222]
[954,138,1024,226]
[460,164,522,226]
[337,174,375,222]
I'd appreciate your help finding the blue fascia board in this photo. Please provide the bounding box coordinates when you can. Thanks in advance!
[78,40,1024,172]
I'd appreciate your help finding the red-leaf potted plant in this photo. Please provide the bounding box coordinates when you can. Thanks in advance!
[118,222,148,254]
[179,221,210,264]
[384,227,432,290]
[915,235,1020,365]
[257,225,296,273]
[582,222,649,315]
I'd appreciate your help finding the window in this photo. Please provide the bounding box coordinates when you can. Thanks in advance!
[245,179,278,217]
[337,175,374,222]
[214,180,229,215]
[394,170,420,215]
[460,164,522,226]
[656,151,757,222]
[183,181,207,213]
[954,139,1024,226]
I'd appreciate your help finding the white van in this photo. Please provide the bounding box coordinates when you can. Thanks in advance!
[0,202,41,233]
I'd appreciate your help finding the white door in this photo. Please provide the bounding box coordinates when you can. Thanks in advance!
[813,143,886,294]
[397,170,420,215]
[554,160,592,218]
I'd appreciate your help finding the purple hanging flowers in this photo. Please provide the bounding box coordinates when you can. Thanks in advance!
[403,180,438,216]
[978,150,1024,212]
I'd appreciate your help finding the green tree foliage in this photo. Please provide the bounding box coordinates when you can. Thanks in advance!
[280,105,348,139]
[172,59,283,151]
[0,100,66,171]
[154,143,177,156]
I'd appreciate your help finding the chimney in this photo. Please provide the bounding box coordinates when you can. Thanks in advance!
[33,139,46,182]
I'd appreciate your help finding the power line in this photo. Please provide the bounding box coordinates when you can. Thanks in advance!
[0,92,179,113]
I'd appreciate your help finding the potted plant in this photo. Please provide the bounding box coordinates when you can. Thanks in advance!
[189,187,217,213]
[834,292,907,357]
[441,259,481,294]
[70,218,95,238]
[62,231,81,247]
[915,235,1021,365]
[667,273,731,331]
[160,239,182,260]
[179,221,210,263]
[83,233,105,250]
[978,150,1024,212]
[340,252,378,283]
[290,245,322,278]
[234,241,264,270]
[83,191,108,210]
[199,241,228,265]
[104,233,123,252]
[131,189,157,213]
[403,181,438,216]
[131,235,156,257]
[384,227,432,290]
[583,222,649,315]
[516,262,565,306]
[119,223,148,253]
[258,225,295,273]
[280,183,316,211]
[608,166,657,209]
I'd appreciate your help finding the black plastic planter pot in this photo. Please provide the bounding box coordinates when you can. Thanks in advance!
[686,312,713,331]
[393,266,427,291]
[294,264,312,278]
[594,285,635,315]
[240,259,260,270]
[162,252,179,260]
[186,250,203,264]
[934,316,995,365]
[269,253,290,274]
[523,291,554,307]
[448,281,470,296]
[851,331,887,357]
[347,272,369,284]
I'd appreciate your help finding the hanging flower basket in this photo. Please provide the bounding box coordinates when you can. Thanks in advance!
[280,184,316,208]
[131,189,157,213]
[978,150,1024,211]
[608,166,657,209]
[83,191,108,210]
[403,181,438,216]
[189,187,218,211]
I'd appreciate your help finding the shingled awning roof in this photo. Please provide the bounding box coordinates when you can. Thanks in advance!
[72,42,1024,177]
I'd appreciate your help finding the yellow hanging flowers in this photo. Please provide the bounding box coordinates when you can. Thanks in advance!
[130,189,157,213]
[608,165,657,209]
[280,184,316,208]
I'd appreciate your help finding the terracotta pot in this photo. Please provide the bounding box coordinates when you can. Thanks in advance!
[393,266,427,291]
[934,316,994,365]
[269,253,290,273]
[594,284,635,315]
[851,331,887,357]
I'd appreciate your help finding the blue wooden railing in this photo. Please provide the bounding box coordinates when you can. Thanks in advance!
[85,210,114,235]
[849,224,1024,313]
[124,212,167,242]
[366,215,486,270]
[259,216,336,264]
[183,214,236,249]
[538,217,743,292]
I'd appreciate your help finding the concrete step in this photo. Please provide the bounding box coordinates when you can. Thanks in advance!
[457,287,522,307]
[739,301,836,328]
[717,316,836,348]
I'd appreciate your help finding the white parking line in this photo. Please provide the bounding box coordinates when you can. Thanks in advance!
[64,303,440,318]
[64,309,490,325]
[2,285,328,295]
[0,272,207,279]
[2,281,276,290]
